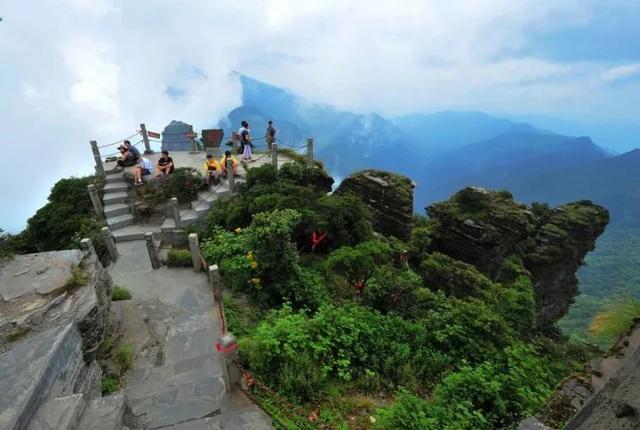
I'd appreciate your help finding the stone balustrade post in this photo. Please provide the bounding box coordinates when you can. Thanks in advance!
[79,238,95,255]
[170,197,181,229]
[216,333,239,394]
[87,184,104,221]
[101,227,119,261]
[188,233,201,272]
[231,131,238,153]
[144,232,161,269]
[139,123,152,154]
[272,142,278,169]
[226,160,235,194]
[306,137,314,167]
[90,140,105,177]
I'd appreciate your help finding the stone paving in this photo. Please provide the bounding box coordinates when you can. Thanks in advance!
[108,241,273,429]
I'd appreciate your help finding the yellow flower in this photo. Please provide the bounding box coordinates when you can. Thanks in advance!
[235,227,242,233]
[250,277,261,285]
[246,250,254,261]
[250,261,258,270]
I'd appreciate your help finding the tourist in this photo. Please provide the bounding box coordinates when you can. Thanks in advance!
[134,156,153,185]
[220,150,239,178]
[156,150,175,176]
[116,145,135,167]
[203,154,221,184]
[123,140,140,161]
[239,120,252,161]
[265,120,277,152]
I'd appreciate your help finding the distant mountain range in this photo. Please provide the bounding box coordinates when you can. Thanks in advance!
[221,75,640,225]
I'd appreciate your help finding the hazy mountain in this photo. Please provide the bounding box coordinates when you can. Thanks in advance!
[392,111,542,154]
[223,75,640,224]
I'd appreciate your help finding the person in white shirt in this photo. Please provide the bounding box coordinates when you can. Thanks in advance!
[134,157,153,185]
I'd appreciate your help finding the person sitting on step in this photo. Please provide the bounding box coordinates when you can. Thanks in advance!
[203,154,221,184]
[134,156,153,185]
[116,144,136,167]
[156,150,175,176]
[123,140,140,162]
[220,150,239,178]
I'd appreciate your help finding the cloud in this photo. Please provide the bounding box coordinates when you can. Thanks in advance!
[602,63,640,82]
[0,0,638,232]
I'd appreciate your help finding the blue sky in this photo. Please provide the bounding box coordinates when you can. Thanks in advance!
[0,0,639,232]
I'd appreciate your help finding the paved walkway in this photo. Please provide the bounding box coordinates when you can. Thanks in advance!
[108,241,272,430]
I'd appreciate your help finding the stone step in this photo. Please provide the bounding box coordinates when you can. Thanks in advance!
[103,182,128,193]
[103,163,121,175]
[103,203,130,218]
[112,225,161,243]
[106,213,134,230]
[0,324,84,430]
[76,393,126,430]
[193,200,211,216]
[102,191,128,205]
[104,173,124,184]
[28,393,86,430]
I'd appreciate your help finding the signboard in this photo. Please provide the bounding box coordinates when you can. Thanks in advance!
[201,129,224,149]
[147,131,161,139]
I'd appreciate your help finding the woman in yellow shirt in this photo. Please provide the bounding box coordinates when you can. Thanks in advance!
[220,151,239,178]
[203,154,221,184]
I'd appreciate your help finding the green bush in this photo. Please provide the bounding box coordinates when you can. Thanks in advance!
[101,375,119,395]
[166,167,204,204]
[115,345,134,373]
[324,240,393,286]
[166,248,193,267]
[419,252,494,298]
[111,286,132,301]
[362,265,423,315]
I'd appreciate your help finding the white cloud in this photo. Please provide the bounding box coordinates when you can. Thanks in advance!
[602,63,640,82]
[0,0,637,232]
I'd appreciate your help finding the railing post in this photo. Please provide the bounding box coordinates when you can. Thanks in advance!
[226,159,235,194]
[90,140,105,177]
[231,131,238,154]
[101,227,119,261]
[79,238,95,254]
[306,137,314,167]
[217,333,239,394]
[170,197,181,229]
[139,123,152,154]
[144,232,161,269]
[272,142,278,169]
[87,184,104,220]
[188,233,201,272]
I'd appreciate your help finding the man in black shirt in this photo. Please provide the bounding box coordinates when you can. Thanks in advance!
[156,150,175,176]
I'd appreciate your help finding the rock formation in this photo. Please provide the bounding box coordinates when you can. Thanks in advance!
[0,245,125,430]
[336,169,414,240]
[426,187,609,330]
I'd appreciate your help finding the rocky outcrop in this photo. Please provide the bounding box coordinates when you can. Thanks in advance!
[0,246,117,430]
[426,187,609,330]
[336,169,414,240]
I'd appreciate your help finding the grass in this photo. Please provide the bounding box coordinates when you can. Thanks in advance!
[6,326,30,343]
[589,295,640,345]
[115,344,134,373]
[64,267,88,292]
[166,248,193,267]
[101,375,120,395]
[111,286,132,301]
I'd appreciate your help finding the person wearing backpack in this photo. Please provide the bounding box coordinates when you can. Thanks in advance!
[265,120,277,153]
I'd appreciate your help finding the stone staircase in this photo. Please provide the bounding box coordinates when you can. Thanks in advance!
[102,168,135,239]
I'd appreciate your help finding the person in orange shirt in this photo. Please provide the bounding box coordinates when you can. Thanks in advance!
[220,150,239,178]
[203,154,221,184]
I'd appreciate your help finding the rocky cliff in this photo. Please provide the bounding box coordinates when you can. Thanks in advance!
[335,170,414,240]
[426,187,609,330]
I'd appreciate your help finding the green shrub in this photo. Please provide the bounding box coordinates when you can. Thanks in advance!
[115,345,134,373]
[111,286,132,301]
[166,248,193,267]
[362,266,422,315]
[101,375,119,395]
[324,240,393,286]
[166,167,204,204]
[419,252,494,298]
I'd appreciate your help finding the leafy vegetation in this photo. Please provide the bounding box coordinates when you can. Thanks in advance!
[588,295,640,344]
[195,160,594,429]
[166,248,193,267]
[115,345,134,373]
[101,376,119,395]
[111,286,132,301]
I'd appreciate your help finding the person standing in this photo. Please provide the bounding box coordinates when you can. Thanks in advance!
[265,120,277,153]
[239,120,252,161]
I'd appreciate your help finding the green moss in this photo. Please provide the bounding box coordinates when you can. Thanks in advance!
[6,326,30,343]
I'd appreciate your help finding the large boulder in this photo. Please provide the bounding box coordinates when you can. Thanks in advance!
[426,187,609,330]
[336,170,414,240]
